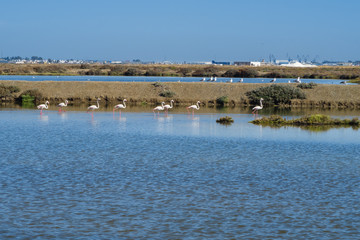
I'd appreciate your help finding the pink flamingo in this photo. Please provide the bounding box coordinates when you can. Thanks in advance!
[57,100,68,112]
[153,102,165,115]
[186,101,200,115]
[113,99,127,116]
[37,101,49,114]
[252,98,264,115]
[163,100,174,114]
[87,98,100,117]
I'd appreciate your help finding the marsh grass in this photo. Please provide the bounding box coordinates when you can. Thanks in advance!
[251,114,360,129]
[216,116,234,125]
[1,64,359,79]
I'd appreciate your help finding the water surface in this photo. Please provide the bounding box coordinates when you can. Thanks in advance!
[0,110,359,239]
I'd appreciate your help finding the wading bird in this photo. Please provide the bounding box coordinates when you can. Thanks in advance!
[37,101,49,114]
[153,102,165,115]
[57,100,68,112]
[294,77,301,83]
[87,98,100,116]
[163,100,174,114]
[113,99,127,116]
[186,101,200,115]
[252,98,264,115]
[270,78,276,83]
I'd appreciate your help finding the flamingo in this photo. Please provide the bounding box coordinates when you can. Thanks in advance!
[57,100,68,112]
[113,99,127,116]
[37,101,49,114]
[153,102,165,115]
[87,98,100,116]
[252,98,264,115]
[163,100,174,114]
[186,101,200,115]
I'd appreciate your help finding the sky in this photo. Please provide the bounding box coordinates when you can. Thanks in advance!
[1,0,359,62]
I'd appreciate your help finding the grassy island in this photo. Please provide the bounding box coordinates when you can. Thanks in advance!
[250,114,360,129]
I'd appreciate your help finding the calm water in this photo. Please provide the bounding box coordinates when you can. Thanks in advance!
[1,109,359,239]
[0,75,353,84]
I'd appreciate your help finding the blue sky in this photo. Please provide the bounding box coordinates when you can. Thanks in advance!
[1,0,359,61]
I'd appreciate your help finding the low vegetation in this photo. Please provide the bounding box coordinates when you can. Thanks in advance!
[216,96,229,106]
[216,116,234,125]
[0,84,20,99]
[1,63,360,80]
[250,114,360,129]
[246,85,306,105]
[20,89,43,103]
[297,82,318,89]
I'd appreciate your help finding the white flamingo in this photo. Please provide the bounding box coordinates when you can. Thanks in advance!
[163,100,174,114]
[153,102,165,115]
[87,98,100,115]
[57,100,68,112]
[252,98,264,114]
[113,99,127,115]
[186,101,200,115]
[37,101,49,114]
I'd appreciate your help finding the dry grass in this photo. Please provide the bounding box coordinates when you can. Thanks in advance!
[1,64,360,79]
[1,80,360,109]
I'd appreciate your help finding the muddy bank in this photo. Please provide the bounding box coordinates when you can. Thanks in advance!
[2,80,360,108]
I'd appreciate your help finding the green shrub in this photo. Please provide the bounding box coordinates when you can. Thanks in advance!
[159,90,175,98]
[20,89,42,103]
[246,85,306,105]
[216,96,229,105]
[297,82,318,89]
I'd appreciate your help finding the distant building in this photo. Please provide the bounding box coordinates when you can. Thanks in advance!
[250,61,261,67]
[212,60,230,65]
[234,61,251,66]
[275,60,289,65]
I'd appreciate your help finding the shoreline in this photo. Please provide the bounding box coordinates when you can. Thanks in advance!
[1,80,360,109]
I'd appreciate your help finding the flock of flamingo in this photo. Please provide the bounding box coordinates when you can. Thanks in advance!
[37,98,263,116]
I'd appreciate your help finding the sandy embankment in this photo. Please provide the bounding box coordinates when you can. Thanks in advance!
[2,80,360,108]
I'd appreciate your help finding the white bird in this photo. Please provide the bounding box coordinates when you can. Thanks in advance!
[208,76,213,82]
[113,99,127,115]
[57,100,68,112]
[186,101,200,115]
[340,81,347,85]
[163,100,174,113]
[294,77,301,83]
[37,101,49,114]
[153,102,165,115]
[200,78,206,82]
[87,98,100,115]
[213,77,217,82]
[288,80,291,83]
[252,98,264,114]
[270,78,276,83]
[239,78,244,83]
[227,78,233,83]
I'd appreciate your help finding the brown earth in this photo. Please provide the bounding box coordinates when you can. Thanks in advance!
[2,80,360,108]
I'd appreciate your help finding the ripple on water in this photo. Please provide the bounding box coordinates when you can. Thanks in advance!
[0,111,359,238]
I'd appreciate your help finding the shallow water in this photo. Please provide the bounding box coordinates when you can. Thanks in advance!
[0,75,354,84]
[0,110,359,239]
